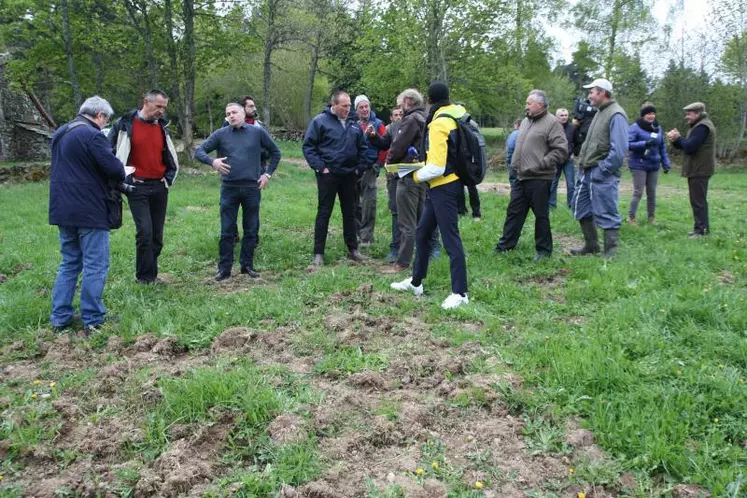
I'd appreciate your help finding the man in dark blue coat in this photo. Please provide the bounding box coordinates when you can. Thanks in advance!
[303,91,369,267]
[49,96,125,334]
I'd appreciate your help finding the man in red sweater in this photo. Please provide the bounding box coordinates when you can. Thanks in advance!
[110,90,179,284]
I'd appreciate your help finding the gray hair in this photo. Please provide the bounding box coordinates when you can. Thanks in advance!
[145,89,169,101]
[397,88,424,108]
[528,90,548,108]
[555,108,568,115]
[225,102,244,111]
[78,96,114,118]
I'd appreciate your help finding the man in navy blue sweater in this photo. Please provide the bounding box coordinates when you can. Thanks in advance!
[195,103,281,280]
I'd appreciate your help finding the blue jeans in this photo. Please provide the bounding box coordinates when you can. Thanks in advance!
[50,226,110,328]
[549,160,576,208]
[220,184,261,272]
[572,166,622,230]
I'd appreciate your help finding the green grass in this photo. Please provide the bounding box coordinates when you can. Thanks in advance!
[1,143,746,495]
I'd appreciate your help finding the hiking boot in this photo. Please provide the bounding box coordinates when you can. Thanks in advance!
[241,267,260,278]
[688,230,708,239]
[570,218,600,255]
[603,229,620,258]
[347,249,369,262]
[648,216,656,226]
[441,293,469,310]
[381,264,408,274]
[627,214,637,225]
[83,314,120,335]
[390,277,423,296]
[214,270,231,282]
[532,251,551,262]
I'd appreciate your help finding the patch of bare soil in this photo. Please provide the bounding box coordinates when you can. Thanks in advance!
[3,291,643,496]
[477,182,512,196]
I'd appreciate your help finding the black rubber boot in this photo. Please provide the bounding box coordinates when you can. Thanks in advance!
[603,229,620,259]
[570,218,600,255]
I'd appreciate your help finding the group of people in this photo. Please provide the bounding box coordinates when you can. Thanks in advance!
[499,78,716,261]
[47,78,718,331]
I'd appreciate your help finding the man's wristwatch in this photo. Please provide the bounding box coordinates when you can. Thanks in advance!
[263,173,272,179]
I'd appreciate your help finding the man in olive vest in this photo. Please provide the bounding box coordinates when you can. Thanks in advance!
[570,78,628,258]
[666,102,716,238]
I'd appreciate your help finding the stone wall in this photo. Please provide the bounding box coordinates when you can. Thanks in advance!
[0,54,52,162]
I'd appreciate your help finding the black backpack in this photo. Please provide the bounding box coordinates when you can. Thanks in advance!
[438,113,487,186]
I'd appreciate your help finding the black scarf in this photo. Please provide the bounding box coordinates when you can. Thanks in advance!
[422,100,451,154]
[636,118,659,133]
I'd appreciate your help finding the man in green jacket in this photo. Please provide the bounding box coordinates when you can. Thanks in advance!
[666,102,716,238]
[494,90,567,261]
[570,78,628,258]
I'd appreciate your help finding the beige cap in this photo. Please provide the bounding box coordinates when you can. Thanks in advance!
[583,78,613,94]
[683,102,706,112]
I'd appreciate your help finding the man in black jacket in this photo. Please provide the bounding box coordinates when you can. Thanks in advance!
[109,90,179,284]
[303,91,369,267]
[50,96,125,334]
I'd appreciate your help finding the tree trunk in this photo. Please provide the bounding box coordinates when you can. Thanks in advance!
[207,99,214,134]
[23,83,56,128]
[263,37,273,126]
[164,0,185,147]
[60,0,82,107]
[143,7,158,88]
[425,0,448,82]
[605,0,620,79]
[304,29,321,126]
[181,0,196,157]
[93,52,105,95]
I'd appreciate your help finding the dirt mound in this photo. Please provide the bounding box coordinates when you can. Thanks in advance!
[152,336,186,356]
[211,326,256,352]
[133,333,159,352]
[268,414,307,444]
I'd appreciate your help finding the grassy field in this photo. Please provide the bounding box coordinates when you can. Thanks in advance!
[0,147,746,497]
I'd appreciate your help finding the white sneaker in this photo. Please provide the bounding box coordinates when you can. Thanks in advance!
[390,277,423,296]
[441,293,469,310]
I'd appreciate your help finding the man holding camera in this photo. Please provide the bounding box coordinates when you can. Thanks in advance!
[571,79,628,258]
[110,90,179,284]
[49,96,125,334]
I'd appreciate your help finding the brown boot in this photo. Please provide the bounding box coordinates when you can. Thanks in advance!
[627,214,637,225]
[648,216,655,226]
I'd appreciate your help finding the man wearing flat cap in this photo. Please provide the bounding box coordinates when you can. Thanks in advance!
[570,78,628,258]
[666,102,716,238]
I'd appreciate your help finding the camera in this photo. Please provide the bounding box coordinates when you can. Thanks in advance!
[112,181,136,194]
[573,98,597,121]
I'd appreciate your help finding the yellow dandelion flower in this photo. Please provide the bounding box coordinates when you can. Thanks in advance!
[49,382,57,388]
[415,468,425,476]
[578,493,586,498]
[474,481,484,490]
[31,392,38,400]
[569,468,575,474]
[713,418,719,423]
[33,380,41,386]
[431,461,439,470]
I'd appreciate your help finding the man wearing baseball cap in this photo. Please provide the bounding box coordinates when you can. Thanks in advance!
[570,78,628,258]
[666,102,716,238]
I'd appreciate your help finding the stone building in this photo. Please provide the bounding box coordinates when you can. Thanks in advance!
[0,53,53,162]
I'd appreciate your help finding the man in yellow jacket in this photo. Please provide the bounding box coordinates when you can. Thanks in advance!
[391,82,469,310]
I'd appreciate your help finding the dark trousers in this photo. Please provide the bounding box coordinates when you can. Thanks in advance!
[314,172,358,255]
[497,178,552,254]
[386,173,400,253]
[412,181,467,295]
[629,169,659,219]
[356,168,378,243]
[456,182,482,217]
[219,184,261,272]
[128,178,168,282]
[688,176,710,234]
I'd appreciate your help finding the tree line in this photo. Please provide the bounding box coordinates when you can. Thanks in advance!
[1,0,745,158]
